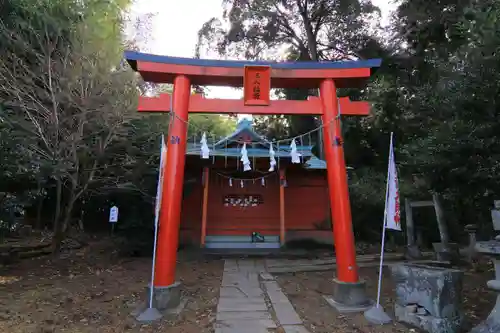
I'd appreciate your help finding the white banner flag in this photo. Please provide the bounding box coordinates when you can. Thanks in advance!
[154,135,167,226]
[385,133,402,231]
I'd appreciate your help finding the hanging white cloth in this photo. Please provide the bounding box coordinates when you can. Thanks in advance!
[268,144,277,171]
[240,143,252,171]
[261,177,265,186]
[240,180,244,188]
[200,132,210,159]
[290,139,301,164]
[229,178,233,187]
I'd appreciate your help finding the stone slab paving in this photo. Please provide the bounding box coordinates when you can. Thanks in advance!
[215,259,310,333]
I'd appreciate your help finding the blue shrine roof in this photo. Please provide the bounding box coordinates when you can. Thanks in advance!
[186,119,326,169]
[125,50,382,70]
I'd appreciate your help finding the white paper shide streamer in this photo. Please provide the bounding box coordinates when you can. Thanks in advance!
[240,143,252,171]
[290,139,301,164]
[200,132,210,159]
[268,144,277,171]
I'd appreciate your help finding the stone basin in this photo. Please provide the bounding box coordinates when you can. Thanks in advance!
[390,263,463,318]
[389,263,464,333]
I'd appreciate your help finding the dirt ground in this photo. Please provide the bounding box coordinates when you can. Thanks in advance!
[0,240,223,333]
[276,263,495,333]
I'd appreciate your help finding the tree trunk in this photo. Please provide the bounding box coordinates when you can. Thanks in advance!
[52,194,77,254]
[35,179,44,230]
[62,196,76,235]
[51,177,63,253]
[78,199,85,232]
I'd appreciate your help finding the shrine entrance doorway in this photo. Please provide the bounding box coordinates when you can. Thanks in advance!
[205,169,281,249]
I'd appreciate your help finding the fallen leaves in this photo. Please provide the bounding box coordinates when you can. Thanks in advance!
[0,240,224,333]
[277,265,495,333]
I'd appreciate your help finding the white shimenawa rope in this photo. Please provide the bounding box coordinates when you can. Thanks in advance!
[170,111,337,153]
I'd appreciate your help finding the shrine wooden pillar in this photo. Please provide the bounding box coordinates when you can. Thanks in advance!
[200,167,210,247]
[279,168,286,246]
[154,75,191,287]
[320,79,359,283]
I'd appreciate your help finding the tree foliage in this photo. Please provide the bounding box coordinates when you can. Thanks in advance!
[198,0,500,242]
[0,0,235,252]
[2,0,500,253]
[197,0,382,61]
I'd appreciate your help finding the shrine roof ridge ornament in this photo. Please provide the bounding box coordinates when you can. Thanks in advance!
[124,51,382,88]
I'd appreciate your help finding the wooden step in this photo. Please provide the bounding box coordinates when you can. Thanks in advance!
[204,242,281,249]
[205,235,280,243]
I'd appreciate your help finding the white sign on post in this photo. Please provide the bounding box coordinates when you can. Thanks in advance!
[109,206,119,223]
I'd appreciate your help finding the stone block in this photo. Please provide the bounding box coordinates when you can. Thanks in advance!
[492,209,500,231]
[218,297,266,308]
[219,286,263,298]
[273,303,302,325]
[216,318,277,329]
[394,303,462,333]
[328,278,372,312]
[432,243,460,263]
[389,263,464,319]
[282,325,311,333]
[216,311,272,321]
[406,244,423,259]
[389,263,464,333]
[215,325,269,333]
[260,272,274,281]
[264,281,281,291]
[217,301,268,312]
[266,289,290,304]
[471,239,500,332]
[146,282,182,311]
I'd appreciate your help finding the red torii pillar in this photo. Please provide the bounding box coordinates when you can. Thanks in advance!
[125,51,381,312]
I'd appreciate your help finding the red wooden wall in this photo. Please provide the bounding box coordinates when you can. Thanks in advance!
[206,171,281,236]
[179,168,332,245]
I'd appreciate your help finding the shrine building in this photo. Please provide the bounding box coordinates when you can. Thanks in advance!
[179,118,334,250]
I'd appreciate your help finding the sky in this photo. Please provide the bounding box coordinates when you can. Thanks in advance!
[129,0,395,103]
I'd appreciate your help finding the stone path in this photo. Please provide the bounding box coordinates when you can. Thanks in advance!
[215,259,310,333]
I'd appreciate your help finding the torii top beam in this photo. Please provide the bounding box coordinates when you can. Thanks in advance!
[125,51,381,89]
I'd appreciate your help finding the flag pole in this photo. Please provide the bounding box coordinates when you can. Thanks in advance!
[149,134,164,308]
[364,132,394,325]
[375,132,393,307]
[137,135,165,322]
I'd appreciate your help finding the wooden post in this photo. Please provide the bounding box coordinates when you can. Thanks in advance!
[154,75,190,287]
[320,79,359,283]
[200,167,210,247]
[279,169,286,246]
[405,198,423,258]
[432,192,449,245]
[405,198,415,247]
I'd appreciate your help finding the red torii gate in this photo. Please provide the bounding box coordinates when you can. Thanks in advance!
[125,51,381,310]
